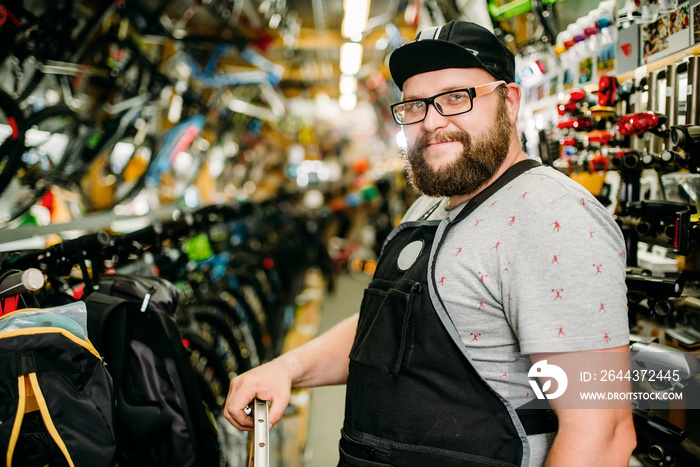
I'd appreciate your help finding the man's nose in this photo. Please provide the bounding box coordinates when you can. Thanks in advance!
[421,102,449,132]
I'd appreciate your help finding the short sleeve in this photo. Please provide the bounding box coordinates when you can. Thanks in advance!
[504,193,629,354]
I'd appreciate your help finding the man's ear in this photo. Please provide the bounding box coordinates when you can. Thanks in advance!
[504,82,522,124]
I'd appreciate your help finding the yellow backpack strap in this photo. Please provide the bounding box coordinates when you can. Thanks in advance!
[27,372,75,467]
[6,375,27,467]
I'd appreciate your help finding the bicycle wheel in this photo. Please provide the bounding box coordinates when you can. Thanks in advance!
[191,307,253,376]
[79,119,157,212]
[190,291,264,368]
[0,2,45,101]
[0,104,83,227]
[0,89,25,201]
[69,34,151,120]
[182,330,231,410]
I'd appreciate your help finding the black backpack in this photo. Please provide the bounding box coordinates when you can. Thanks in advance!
[83,274,221,467]
[0,306,116,467]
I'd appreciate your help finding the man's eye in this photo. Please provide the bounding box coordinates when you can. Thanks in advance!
[405,101,426,113]
[446,92,469,103]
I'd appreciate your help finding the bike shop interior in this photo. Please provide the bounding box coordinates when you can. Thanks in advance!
[1,1,700,466]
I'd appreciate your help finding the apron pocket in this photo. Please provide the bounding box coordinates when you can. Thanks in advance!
[349,279,420,376]
[339,446,392,467]
[339,429,392,466]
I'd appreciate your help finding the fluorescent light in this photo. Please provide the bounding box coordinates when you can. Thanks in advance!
[339,93,357,112]
[340,42,363,75]
[342,0,371,39]
[339,75,357,95]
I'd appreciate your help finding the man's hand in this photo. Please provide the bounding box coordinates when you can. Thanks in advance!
[223,356,297,431]
[223,313,358,431]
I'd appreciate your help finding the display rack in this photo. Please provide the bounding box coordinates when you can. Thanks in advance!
[0,204,180,249]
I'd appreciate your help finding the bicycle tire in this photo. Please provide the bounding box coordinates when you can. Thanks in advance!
[191,307,253,375]
[0,106,81,226]
[199,294,265,368]
[0,4,22,66]
[69,34,151,121]
[183,330,231,409]
[228,266,288,357]
[0,105,82,226]
[0,2,46,102]
[79,121,157,212]
[0,89,25,204]
[229,280,275,359]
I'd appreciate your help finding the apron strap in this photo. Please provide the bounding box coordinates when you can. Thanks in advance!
[452,158,541,224]
[417,200,443,221]
[434,157,551,435]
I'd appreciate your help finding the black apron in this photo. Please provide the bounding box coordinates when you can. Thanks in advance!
[340,160,556,467]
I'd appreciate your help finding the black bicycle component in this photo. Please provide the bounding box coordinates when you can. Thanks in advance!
[623,201,698,254]
[633,409,687,467]
[626,272,684,317]
[670,125,700,173]
[0,88,26,211]
[0,105,82,226]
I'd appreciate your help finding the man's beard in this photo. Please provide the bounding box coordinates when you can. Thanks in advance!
[404,98,512,198]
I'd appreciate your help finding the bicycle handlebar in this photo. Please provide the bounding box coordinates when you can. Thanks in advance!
[0,268,44,298]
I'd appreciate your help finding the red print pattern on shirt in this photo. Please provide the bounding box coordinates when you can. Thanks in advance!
[434,179,623,365]
[500,372,508,379]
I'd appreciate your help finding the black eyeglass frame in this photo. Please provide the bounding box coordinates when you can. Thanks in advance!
[390,80,507,125]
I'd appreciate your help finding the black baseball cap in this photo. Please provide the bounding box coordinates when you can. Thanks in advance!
[389,21,515,91]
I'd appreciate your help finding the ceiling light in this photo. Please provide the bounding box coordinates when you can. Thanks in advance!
[339,94,357,112]
[340,42,363,75]
[340,75,357,95]
[342,0,371,39]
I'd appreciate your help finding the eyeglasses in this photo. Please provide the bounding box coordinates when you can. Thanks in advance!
[390,80,506,125]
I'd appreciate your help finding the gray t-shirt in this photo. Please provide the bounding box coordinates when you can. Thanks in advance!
[401,164,629,466]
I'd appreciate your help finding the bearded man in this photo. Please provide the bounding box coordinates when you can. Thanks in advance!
[224,20,635,467]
